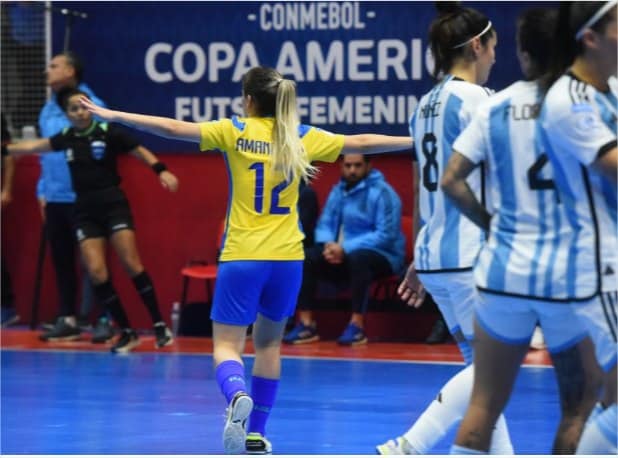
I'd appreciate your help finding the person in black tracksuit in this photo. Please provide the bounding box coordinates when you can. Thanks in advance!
[8,88,177,353]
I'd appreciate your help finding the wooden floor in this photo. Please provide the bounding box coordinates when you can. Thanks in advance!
[1,328,555,455]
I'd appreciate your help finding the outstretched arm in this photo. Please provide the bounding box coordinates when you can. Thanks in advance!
[80,97,201,143]
[441,151,490,232]
[129,145,179,192]
[342,134,413,155]
[6,138,53,155]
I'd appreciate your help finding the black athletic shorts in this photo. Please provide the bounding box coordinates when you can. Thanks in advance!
[74,195,135,241]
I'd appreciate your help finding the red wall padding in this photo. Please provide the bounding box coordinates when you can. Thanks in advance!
[2,153,415,329]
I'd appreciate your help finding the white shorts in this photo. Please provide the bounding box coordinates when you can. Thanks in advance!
[475,292,587,354]
[570,291,617,372]
[418,270,476,340]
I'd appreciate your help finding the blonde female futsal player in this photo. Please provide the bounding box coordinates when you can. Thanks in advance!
[80,66,412,454]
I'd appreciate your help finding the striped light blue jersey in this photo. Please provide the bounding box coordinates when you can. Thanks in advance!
[411,75,492,272]
[454,81,573,300]
[541,73,617,298]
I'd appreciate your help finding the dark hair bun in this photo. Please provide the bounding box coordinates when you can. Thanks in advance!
[436,1,461,16]
[56,87,76,110]
[56,86,87,112]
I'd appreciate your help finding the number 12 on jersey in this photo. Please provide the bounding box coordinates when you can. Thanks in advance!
[249,162,291,215]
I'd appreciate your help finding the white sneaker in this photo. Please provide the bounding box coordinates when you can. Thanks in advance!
[376,437,412,455]
[223,392,253,454]
[530,326,546,350]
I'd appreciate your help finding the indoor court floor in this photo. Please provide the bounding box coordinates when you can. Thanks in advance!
[1,329,556,455]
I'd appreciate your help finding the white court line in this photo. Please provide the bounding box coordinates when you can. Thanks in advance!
[0,346,553,368]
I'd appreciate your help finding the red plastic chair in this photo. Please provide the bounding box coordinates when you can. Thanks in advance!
[179,263,218,305]
[178,220,225,329]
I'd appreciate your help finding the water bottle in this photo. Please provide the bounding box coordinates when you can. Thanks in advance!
[21,125,37,140]
[171,302,181,336]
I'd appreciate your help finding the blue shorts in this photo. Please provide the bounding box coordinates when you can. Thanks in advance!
[475,291,588,355]
[211,260,303,326]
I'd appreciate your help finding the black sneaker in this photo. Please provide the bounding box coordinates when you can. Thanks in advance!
[91,317,115,343]
[77,316,92,332]
[425,317,449,344]
[39,317,81,342]
[111,329,140,353]
[246,432,272,455]
[40,319,58,331]
[154,322,173,348]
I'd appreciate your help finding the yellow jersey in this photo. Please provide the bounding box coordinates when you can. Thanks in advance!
[199,116,344,261]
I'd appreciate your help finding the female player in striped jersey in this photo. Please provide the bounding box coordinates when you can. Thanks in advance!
[80,66,412,455]
[441,7,602,454]
[377,3,514,455]
[541,2,617,453]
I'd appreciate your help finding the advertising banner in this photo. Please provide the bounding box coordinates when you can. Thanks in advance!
[50,1,541,151]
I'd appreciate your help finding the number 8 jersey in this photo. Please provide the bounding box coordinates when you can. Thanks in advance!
[410,75,492,272]
[199,116,343,261]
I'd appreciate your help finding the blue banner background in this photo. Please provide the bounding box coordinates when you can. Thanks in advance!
[51,1,550,152]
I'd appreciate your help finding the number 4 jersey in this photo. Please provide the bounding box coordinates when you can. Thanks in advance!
[541,73,617,298]
[454,80,575,300]
[411,75,492,272]
[199,116,343,261]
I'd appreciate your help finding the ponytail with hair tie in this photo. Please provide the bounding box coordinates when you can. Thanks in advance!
[242,66,317,182]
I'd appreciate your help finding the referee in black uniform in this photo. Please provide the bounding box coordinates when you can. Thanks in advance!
[7,88,178,353]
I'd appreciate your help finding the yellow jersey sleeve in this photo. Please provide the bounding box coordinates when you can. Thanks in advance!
[199,119,231,152]
[301,125,344,163]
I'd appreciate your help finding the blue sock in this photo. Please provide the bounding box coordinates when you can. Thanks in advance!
[450,444,486,454]
[248,376,279,435]
[215,360,246,404]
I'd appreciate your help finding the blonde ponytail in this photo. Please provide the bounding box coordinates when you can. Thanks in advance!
[272,79,317,182]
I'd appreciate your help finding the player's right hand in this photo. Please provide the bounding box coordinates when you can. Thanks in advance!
[398,262,425,308]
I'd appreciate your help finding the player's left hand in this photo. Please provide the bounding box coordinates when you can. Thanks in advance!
[159,170,179,192]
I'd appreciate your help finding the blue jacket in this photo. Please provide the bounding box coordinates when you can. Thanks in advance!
[37,83,105,202]
[315,169,405,274]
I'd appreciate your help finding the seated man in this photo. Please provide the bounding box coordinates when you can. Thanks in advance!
[284,154,405,345]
